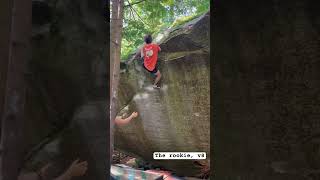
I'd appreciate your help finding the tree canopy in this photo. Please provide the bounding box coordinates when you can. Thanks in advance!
[121,0,210,60]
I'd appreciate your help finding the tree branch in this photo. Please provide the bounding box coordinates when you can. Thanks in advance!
[127,0,136,20]
[124,0,146,7]
[126,0,150,26]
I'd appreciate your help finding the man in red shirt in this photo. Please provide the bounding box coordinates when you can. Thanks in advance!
[140,34,162,89]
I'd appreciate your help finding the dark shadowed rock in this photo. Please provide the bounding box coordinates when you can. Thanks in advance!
[23,0,108,179]
[214,0,320,179]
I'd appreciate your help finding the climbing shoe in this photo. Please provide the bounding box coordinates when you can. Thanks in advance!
[153,85,161,89]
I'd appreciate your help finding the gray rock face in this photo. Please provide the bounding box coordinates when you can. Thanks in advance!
[115,12,210,176]
[214,0,320,179]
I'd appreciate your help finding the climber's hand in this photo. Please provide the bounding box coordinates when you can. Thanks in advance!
[65,159,88,177]
[38,162,52,179]
[131,112,138,118]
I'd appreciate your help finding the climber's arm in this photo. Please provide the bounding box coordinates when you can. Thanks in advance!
[140,48,144,58]
[54,159,88,180]
[18,159,87,180]
[18,163,52,180]
[18,172,38,180]
[53,171,72,180]
[115,112,138,126]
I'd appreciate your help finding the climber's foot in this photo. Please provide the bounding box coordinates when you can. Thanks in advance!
[153,84,161,89]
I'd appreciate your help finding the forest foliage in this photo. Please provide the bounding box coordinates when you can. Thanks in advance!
[120,0,210,60]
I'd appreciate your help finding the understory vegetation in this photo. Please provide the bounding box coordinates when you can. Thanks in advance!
[120,0,210,60]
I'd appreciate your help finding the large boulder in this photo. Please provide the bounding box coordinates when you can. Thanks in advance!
[115,11,210,176]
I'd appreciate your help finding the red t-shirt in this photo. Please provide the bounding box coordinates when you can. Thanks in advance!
[142,43,161,71]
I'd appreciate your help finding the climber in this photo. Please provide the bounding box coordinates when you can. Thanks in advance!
[140,34,162,89]
[115,111,138,126]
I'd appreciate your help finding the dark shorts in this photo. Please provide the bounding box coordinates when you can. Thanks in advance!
[143,63,158,75]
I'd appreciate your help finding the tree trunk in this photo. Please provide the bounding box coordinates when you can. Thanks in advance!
[0,0,31,179]
[110,0,124,167]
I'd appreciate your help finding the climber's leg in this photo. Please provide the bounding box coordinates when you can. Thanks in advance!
[153,70,161,87]
[143,63,161,88]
